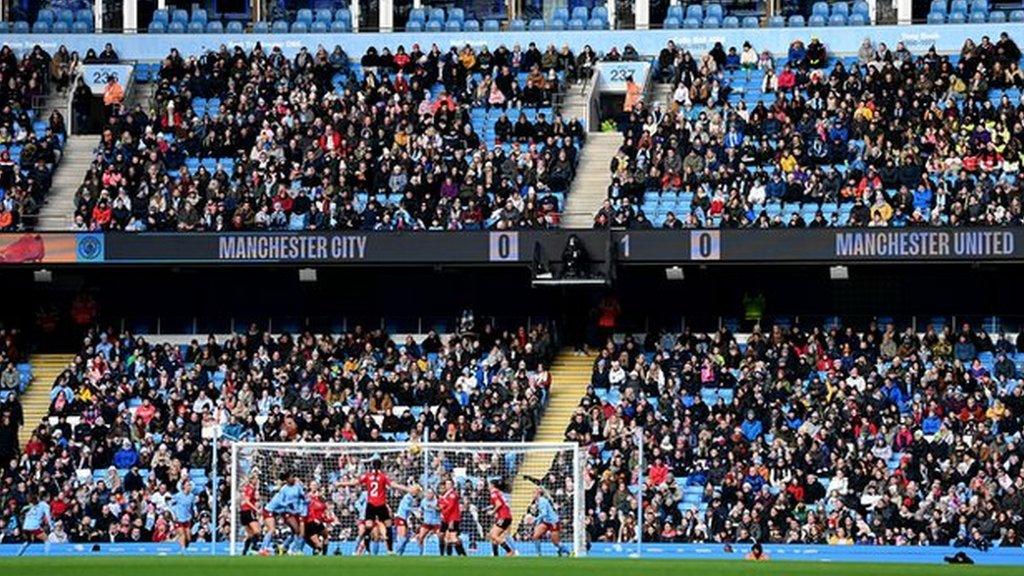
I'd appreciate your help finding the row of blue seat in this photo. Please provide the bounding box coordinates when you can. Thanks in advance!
[148,19,356,33]
[33,7,93,24]
[671,12,870,28]
[928,10,1022,23]
[281,7,353,25]
[809,0,872,18]
[667,3,738,22]
[3,20,92,33]
[928,0,992,14]
[408,16,609,32]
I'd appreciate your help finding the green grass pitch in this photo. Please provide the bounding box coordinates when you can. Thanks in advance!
[0,557,1019,576]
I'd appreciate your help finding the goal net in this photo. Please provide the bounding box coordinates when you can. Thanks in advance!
[229,442,585,557]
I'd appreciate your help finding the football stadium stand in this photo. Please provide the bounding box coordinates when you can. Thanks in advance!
[596,33,1024,228]
[2,2,1024,568]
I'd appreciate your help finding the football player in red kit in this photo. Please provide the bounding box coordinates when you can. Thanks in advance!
[339,458,410,554]
[303,481,335,555]
[488,479,516,556]
[439,478,467,556]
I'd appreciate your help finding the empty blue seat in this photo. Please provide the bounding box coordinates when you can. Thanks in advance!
[1011,10,1024,22]
[789,14,805,26]
[484,19,500,31]
[969,10,986,21]
[71,20,88,33]
[686,4,703,20]
[948,10,966,22]
[529,18,546,30]
[172,9,188,23]
[168,20,186,33]
[75,14,94,30]
[950,0,968,13]
[664,16,681,28]
[152,9,169,24]
[510,18,526,30]
[743,15,760,27]
[311,20,328,32]
[36,8,55,23]
[667,5,684,20]
[808,14,826,26]
[445,20,461,31]
[549,18,566,29]
[290,21,309,32]
[554,7,570,22]
[588,17,606,29]
[336,8,351,24]
[449,7,464,22]
[272,20,289,33]
[429,8,445,22]
[684,16,700,28]
[57,8,74,23]
[408,7,426,22]
[187,21,204,33]
[930,0,946,13]
[970,0,988,12]
[703,16,720,27]
[331,19,350,31]
[463,18,479,30]
[593,6,609,21]
[812,1,829,16]
[706,3,724,20]
[832,2,849,17]
[572,7,589,21]
[296,8,313,24]
[315,8,332,22]
[32,21,51,33]
[253,21,270,33]
[722,15,739,27]
[852,0,870,16]
[149,20,166,33]
[848,13,867,24]
[768,15,784,27]
[192,8,207,23]
[227,20,244,33]
[927,11,945,22]
[426,19,442,31]
[406,20,423,31]
[988,9,1005,21]
[829,13,847,25]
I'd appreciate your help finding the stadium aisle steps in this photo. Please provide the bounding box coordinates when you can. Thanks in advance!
[37,136,98,230]
[564,133,622,227]
[509,349,592,531]
[19,354,75,446]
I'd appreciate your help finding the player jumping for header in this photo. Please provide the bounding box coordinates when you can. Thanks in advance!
[338,457,413,555]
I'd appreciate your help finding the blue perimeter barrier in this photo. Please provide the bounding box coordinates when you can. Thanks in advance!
[2,542,1024,563]
[0,23,1016,60]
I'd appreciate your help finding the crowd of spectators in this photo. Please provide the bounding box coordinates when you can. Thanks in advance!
[73,41,589,232]
[0,327,27,469]
[0,316,555,543]
[597,32,1024,229]
[570,321,1024,547]
[0,44,70,230]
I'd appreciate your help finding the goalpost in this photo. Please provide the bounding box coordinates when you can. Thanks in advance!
[229,442,586,557]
